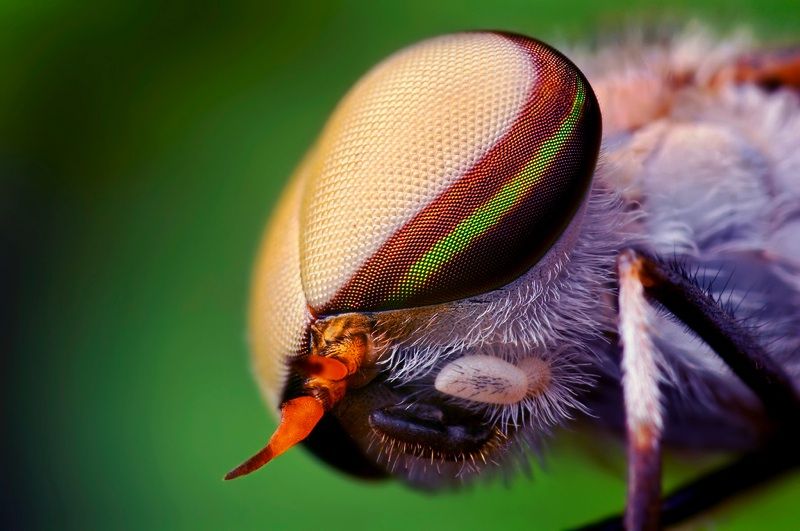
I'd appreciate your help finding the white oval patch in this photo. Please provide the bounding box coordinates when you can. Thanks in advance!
[434,354,528,404]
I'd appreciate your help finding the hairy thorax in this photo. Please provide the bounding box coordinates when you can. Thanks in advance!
[581,29,800,449]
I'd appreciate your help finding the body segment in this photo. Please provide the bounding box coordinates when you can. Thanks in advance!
[241,28,800,506]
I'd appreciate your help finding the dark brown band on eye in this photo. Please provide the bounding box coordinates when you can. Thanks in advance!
[319,33,601,315]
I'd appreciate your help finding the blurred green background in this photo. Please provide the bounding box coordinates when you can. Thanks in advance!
[3,1,799,529]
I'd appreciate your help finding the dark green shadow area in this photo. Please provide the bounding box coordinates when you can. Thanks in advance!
[3,1,798,529]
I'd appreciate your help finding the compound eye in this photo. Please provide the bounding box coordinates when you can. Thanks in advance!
[300,32,601,314]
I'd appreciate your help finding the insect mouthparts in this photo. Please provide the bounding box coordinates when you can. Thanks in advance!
[224,395,324,480]
[226,314,382,479]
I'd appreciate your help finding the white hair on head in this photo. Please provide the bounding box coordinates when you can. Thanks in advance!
[379,179,632,359]
[375,24,800,483]
[375,180,634,439]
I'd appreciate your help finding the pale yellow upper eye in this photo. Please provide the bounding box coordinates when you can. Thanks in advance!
[298,32,601,315]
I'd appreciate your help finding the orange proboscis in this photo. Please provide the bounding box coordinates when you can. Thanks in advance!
[226,320,373,479]
[300,354,349,381]
[224,396,324,480]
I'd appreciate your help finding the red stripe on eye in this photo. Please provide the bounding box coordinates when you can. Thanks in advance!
[318,33,600,315]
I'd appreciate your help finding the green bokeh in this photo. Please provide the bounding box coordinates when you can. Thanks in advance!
[4,1,798,529]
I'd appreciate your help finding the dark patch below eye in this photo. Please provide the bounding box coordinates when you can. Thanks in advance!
[301,412,388,479]
[369,402,493,458]
[282,364,389,479]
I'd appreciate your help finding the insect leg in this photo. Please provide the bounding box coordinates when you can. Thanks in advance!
[615,250,664,531]
[574,437,798,531]
[625,248,800,424]
[576,248,800,530]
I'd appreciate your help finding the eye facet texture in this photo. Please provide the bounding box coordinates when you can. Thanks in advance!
[300,31,600,314]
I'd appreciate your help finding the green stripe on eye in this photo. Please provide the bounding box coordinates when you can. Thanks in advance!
[396,81,586,299]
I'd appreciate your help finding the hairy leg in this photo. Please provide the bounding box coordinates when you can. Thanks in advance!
[616,250,664,530]
[578,248,800,530]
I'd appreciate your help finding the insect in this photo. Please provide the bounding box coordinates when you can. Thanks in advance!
[227,29,800,529]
